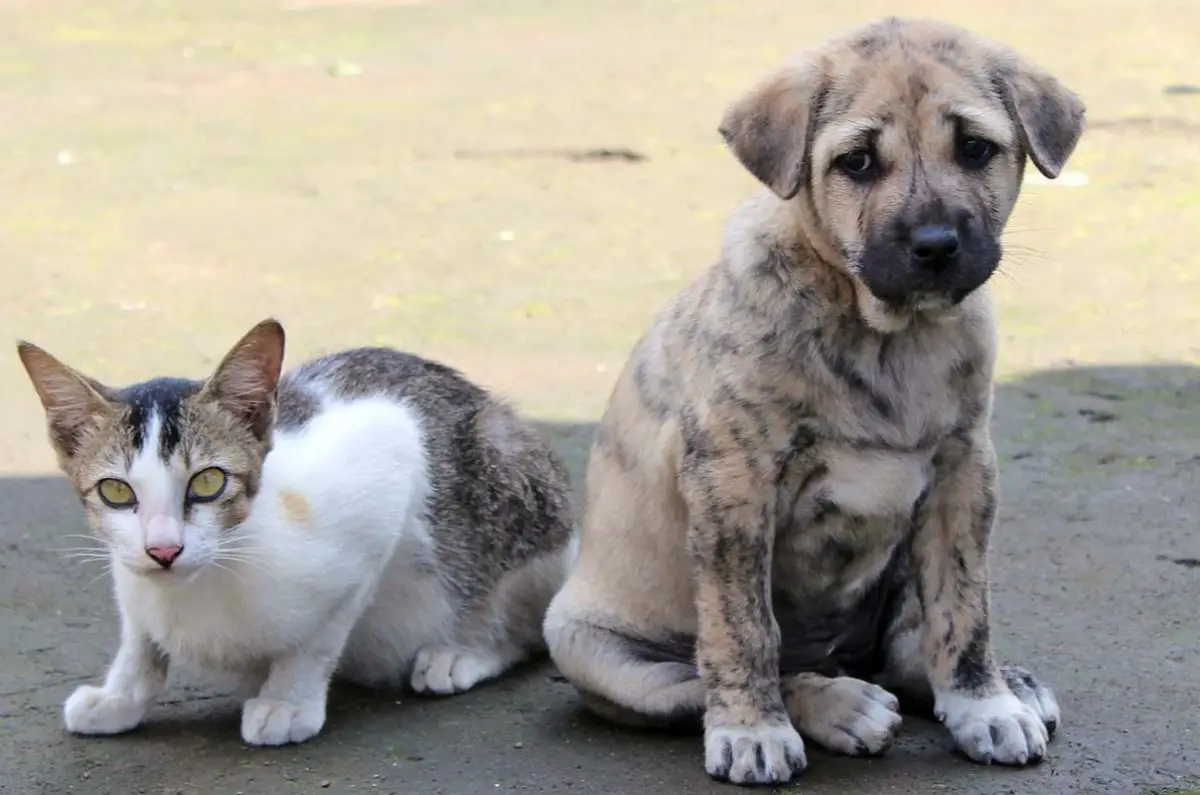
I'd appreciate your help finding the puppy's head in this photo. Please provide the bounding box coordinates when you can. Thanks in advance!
[720,18,1085,320]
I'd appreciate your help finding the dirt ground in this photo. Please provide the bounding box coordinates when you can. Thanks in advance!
[0,0,1197,793]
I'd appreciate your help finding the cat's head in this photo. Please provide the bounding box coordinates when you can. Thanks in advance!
[16,319,286,581]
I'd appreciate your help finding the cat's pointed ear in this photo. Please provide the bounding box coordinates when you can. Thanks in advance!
[202,319,286,440]
[16,341,115,459]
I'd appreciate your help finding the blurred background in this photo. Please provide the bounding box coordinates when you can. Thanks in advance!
[0,1,1197,794]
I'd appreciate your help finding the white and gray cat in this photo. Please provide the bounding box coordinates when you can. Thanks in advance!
[17,319,576,746]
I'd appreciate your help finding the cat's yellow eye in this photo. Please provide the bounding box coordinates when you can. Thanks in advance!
[97,478,136,509]
[187,467,228,502]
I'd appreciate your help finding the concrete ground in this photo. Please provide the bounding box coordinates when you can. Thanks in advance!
[0,0,1197,793]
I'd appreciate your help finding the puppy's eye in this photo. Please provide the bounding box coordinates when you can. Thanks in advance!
[958,136,997,170]
[837,150,879,182]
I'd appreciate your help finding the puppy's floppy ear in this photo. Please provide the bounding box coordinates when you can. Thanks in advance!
[992,53,1085,179]
[718,62,828,201]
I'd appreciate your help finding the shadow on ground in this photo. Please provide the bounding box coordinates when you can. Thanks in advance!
[1,365,1197,795]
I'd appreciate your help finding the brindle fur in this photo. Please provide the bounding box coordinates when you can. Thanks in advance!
[544,17,1083,786]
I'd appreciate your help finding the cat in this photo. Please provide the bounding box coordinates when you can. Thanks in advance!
[16,318,576,746]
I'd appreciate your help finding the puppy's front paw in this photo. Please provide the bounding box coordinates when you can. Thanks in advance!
[241,697,325,746]
[410,647,503,695]
[1002,665,1061,737]
[63,685,146,735]
[704,721,807,785]
[788,677,903,757]
[936,690,1048,766]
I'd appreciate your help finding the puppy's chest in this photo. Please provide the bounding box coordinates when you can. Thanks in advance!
[772,444,930,599]
[768,341,965,597]
[817,340,969,449]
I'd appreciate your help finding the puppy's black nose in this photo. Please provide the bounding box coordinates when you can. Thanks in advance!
[909,225,960,270]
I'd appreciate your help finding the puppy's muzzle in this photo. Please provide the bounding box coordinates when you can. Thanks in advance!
[858,214,1000,308]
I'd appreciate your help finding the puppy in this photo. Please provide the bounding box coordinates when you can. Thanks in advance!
[544,17,1084,786]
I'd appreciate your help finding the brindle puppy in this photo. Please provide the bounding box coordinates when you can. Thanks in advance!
[543,17,1084,786]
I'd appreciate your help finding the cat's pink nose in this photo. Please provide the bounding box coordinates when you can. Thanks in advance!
[145,545,183,569]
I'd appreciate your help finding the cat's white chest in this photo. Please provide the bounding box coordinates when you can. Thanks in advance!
[116,567,300,670]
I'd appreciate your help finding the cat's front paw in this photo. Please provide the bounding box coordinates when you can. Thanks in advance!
[241,697,325,746]
[410,647,504,695]
[936,689,1049,766]
[63,685,147,735]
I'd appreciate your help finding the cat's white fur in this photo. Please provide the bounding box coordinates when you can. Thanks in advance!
[65,393,508,746]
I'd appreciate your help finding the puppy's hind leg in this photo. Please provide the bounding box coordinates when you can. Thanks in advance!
[782,673,903,757]
[544,605,705,730]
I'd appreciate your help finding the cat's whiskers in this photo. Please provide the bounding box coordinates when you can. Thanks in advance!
[56,540,115,567]
[206,558,250,585]
[62,531,116,548]
[217,537,261,552]
[216,536,267,558]
[60,553,114,565]
[213,534,271,576]
[83,565,114,589]
[56,536,113,551]
[212,552,271,578]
